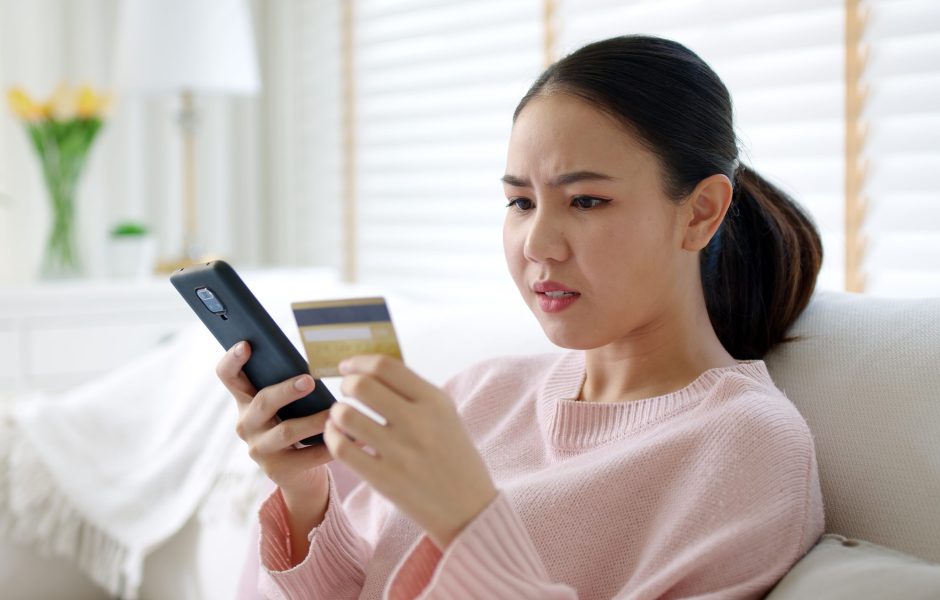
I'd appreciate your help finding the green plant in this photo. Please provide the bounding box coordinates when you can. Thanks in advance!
[110,221,150,237]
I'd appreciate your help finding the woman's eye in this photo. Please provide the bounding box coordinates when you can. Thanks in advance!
[506,198,533,211]
[572,196,610,210]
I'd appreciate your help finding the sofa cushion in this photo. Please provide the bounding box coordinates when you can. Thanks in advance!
[766,534,940,599]
[764,291,940,565]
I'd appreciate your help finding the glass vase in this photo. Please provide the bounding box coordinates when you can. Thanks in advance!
[40,172,82,279]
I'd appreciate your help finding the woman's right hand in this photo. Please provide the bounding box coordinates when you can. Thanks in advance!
[215,340,334,503]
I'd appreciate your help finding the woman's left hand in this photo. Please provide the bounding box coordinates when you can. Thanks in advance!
[325,355,498,550]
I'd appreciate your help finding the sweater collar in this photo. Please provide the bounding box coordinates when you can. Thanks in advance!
[537,351,773,450]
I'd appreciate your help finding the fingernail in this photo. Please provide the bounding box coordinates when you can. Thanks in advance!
[338,360,351,374]
[294,376,312,391]
[234,342,244,357]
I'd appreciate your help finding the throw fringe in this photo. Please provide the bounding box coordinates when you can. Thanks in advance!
[0,412,137,597]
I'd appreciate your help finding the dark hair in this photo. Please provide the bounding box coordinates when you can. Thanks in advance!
[513,35,823,359]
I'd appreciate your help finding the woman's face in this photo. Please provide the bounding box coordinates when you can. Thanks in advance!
[502,93,695,350]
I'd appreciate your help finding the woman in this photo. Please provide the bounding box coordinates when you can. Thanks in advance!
[219,35,825,599]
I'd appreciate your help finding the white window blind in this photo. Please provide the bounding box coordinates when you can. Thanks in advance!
[557,0,847,293]
[864,0,940,296]
[353,0,543,298]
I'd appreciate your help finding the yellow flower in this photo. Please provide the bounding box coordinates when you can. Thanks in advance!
[46,83,77,121]
[7,83,110,123]
[76,85,109,118]
[6,87,45,121]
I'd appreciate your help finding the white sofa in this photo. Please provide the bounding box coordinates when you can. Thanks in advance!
[3,284,939,599]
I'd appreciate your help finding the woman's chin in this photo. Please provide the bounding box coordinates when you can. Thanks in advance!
[537,322,602,351]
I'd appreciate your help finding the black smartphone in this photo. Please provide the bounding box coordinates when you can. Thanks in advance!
[170,260,336,446]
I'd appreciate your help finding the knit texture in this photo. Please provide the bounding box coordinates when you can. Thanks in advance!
[257,351,824,599]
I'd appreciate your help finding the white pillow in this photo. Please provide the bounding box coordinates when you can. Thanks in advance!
[764,291,940,565]
[766,534,940,599]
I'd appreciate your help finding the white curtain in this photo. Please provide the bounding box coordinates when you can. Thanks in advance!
[262,0,345,273]
[0,0,270,283]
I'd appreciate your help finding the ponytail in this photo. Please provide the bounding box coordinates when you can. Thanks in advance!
[700,164,823,358]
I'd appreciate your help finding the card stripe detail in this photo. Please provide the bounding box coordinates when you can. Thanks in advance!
[293,303,391,326]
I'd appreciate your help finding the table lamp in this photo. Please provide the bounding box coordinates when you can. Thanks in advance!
[113,0,260,272]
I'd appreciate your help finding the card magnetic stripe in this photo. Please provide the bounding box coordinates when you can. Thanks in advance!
[293,304,392,327]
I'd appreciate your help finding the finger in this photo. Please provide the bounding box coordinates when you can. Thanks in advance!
[215,341,258,404]
[340,373,408,425]
[328,402,389,450]
[245,408,331,455]
[324,418,379,476]
[241,374,317,433]
[340,355,439,405]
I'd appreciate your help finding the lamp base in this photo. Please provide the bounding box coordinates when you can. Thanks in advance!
[153,253,223,274]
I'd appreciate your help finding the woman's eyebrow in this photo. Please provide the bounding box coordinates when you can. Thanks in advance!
[500,171,618,187]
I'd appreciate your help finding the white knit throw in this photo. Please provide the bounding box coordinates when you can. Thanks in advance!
[0,322,269,598]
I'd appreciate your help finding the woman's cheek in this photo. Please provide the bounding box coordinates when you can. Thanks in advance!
[503,223,526,278]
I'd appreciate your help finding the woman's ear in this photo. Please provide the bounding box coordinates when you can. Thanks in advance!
[681,174,733,252]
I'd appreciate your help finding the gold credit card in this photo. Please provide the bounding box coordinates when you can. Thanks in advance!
[291,296,403,378]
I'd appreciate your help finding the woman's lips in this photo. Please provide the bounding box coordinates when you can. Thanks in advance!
[531,280,581,313]
[535,290,580,313]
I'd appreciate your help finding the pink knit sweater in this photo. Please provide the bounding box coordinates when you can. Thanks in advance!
[256,351,824,599]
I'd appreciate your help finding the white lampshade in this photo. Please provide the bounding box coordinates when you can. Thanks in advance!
[114,0,260,95]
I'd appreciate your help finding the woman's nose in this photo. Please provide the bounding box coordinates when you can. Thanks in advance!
[523,212,569,263]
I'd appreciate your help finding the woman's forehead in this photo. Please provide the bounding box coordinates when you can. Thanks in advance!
[506,94,657,183]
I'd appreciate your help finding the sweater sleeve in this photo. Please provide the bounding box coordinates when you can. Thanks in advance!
[385,491,577,599]
[257,468,373,599]
[385,359,579,599]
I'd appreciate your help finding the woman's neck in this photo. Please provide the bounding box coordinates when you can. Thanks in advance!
[577,297,737,403]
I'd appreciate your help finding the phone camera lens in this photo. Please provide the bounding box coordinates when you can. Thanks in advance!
[196,287,226,314]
